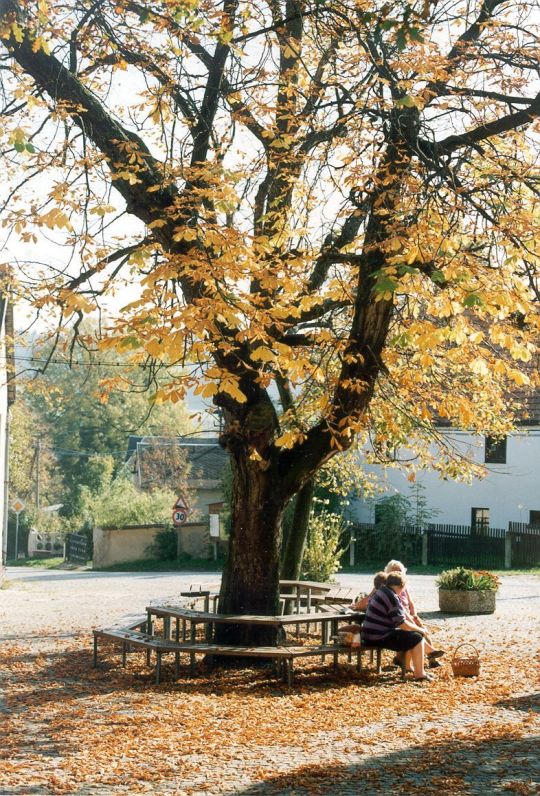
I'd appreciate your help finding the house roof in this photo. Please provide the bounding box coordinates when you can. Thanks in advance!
[126,435,229,482]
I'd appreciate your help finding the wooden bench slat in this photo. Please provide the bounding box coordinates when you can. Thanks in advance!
[93,625,404,685]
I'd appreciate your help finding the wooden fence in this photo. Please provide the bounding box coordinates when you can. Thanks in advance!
[347,523,423,567]
[507,523,540,568]
[346,521,540,569]
[426,523,506,569]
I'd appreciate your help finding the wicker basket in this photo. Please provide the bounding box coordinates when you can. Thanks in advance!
[451,643,480,677]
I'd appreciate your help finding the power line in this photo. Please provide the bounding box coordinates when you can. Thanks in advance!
[1,354,163,369]
[40,434,220,459]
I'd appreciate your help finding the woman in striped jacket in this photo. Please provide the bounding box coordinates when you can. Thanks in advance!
[360,571,432,681]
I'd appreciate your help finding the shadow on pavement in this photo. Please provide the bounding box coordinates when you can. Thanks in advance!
[495,692,540,713]
[228,732,540,795]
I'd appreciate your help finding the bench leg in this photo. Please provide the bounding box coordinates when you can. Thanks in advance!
[122,643,127,667]
[190,652,196,676]
[333,650,338,671]
[155,652,162,684]
[376,649,382,674]
[93,635,98,667]
[146,613,153,667]
[175,652,180,680]
[356,649,361,672]
[284,659,293,687]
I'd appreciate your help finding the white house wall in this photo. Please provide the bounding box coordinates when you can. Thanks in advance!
[351,429,540,530]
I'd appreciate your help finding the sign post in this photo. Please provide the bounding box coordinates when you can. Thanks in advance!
[11,499,25,560]
[209,514,220,561]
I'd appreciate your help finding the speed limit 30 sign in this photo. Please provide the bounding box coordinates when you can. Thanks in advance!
[172,508,188,526]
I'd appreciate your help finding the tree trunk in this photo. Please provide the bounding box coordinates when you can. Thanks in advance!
[280,478,315,580]
[217,454,284,645]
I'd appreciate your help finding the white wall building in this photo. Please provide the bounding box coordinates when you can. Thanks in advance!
[351,427,540,531]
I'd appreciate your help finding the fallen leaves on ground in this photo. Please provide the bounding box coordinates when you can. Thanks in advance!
[0,621,539,795]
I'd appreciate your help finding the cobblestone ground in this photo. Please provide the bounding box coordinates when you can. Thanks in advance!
[0,567,539,795]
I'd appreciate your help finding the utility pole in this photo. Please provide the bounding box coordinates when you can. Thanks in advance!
[35,437,41,511]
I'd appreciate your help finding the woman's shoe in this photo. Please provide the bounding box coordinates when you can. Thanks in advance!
[428,659,442,668]
[413,673,434,682]
[427,650,445,660]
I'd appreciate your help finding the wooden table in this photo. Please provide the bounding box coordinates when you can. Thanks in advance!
[279,580,333,614]
[175,580,338,617]
[146,605,361,647]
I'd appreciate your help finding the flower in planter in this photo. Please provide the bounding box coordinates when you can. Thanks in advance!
[436,567,501,592]
[437,567,499,614]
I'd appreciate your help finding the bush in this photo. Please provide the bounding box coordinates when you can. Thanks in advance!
[436,567,500,591]
[146,526,178,561]
[301,510,348,583]
[90,477,177,528]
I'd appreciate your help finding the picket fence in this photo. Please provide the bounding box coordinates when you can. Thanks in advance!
[346,521,540,569]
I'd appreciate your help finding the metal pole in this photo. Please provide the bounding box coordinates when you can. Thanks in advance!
[505,532,512,570]
[2,406,10,569]
[14,511,19,560]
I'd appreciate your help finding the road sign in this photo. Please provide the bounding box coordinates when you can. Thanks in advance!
[172,508,188,526]
[174,495,190,511]
[11,498,25,514]
[172,494,190,526]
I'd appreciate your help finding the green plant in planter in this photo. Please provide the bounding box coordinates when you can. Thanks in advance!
[436,567,501,591]
[437,567,500,614]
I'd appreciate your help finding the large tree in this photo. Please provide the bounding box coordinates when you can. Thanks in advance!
[1,0,539,639]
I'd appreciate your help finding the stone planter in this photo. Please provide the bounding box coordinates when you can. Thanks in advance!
[438,589,496,614]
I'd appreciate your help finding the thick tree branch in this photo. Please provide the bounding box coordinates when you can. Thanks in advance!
[427,91,540,156]
[190,0,238,167]
[66,237,152,291]
[435,86,536,106]
[0,1,177,223]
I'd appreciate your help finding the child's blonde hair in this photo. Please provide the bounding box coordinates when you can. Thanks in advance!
[384,559,407,574]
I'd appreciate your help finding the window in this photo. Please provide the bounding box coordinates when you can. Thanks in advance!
[471,507,489,534]
[530,510,540,527]
[485,436,507,464]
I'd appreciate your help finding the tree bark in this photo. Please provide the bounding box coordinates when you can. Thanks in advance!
[280,478,315,580]
[216,424,284,644]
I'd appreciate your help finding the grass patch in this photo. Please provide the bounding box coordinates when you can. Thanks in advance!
[94,556,224,573]
[6,557,67,569]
